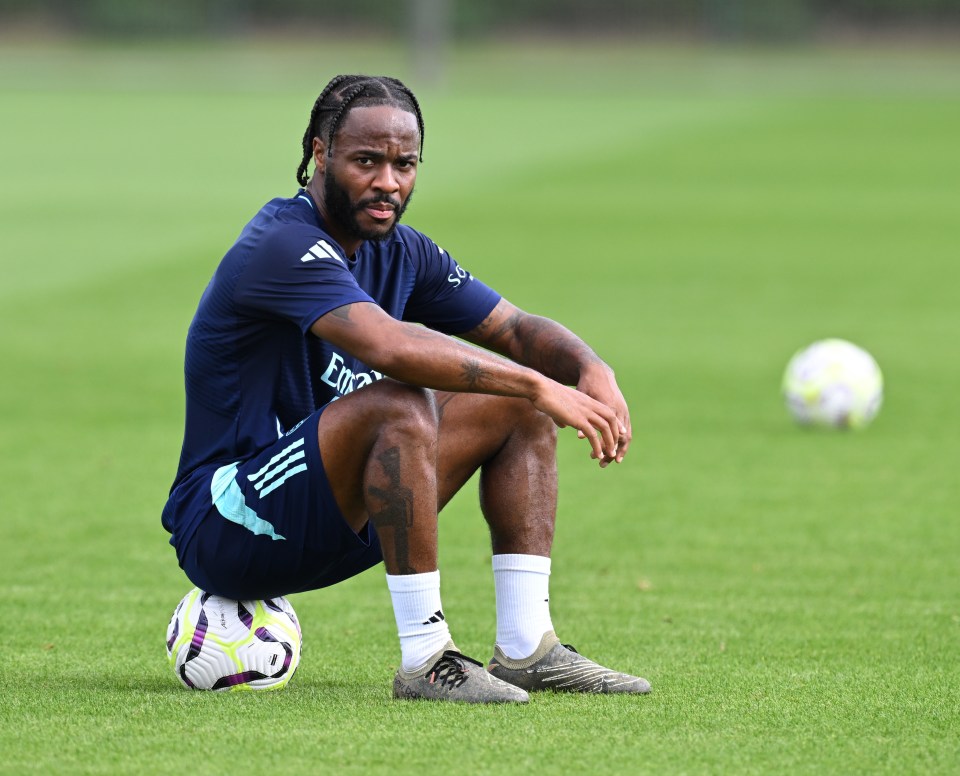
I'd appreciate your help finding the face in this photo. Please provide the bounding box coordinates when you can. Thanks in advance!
[313,105,419,248]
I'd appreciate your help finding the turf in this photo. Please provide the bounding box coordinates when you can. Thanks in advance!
[0,38,958,775]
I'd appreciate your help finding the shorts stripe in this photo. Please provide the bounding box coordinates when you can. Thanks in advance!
[174,403,384,599]
[253,450,307,492]
[259,463,308,499]
[247,438,305,482]
[210,463,286,541]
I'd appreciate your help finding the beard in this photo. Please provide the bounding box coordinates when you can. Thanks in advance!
[323,168,413,243]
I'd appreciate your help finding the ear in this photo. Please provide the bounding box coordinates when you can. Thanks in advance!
[312,137,327,174]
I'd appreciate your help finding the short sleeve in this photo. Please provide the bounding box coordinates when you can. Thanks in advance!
[234,224,375,334]
[399,228,501,334]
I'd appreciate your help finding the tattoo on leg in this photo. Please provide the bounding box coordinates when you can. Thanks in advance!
[367,447,416,573]
[436,393,457,422]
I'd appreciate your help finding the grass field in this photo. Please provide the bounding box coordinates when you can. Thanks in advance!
[1,37,958,774]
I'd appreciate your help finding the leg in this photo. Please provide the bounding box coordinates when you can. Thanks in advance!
[317,381,527,702]
[435,392,558,555]
[317,379,440,575]
[318,381,449,671]
[434,392,651,695]
[435,393,558,657]
[321,386,558,565]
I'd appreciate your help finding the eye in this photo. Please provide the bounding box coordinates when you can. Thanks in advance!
[355,156,374,167]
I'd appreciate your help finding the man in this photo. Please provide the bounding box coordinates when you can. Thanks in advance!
[162,74,650,703]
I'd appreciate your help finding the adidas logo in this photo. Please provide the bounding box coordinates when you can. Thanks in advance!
[422,610,445,625]
[300,239,344,264]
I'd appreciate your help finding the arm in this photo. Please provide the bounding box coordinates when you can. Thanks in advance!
[311,302,623,463]
[462,299,631,465]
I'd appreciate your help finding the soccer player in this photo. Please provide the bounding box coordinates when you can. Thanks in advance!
[162,74,650,703]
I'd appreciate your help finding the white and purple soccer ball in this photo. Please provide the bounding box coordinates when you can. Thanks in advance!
[782,339,883,430]
[165,587,302,691]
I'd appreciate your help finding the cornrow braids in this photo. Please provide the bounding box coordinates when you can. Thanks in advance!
[295,75,425,187]
[295,74,353,186]
[323,82,370,156]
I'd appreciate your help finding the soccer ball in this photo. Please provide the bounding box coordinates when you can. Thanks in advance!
[165,587,302,691]
[782,339,883,429]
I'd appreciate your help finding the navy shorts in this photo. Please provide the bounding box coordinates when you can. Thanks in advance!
[173,407,383,600]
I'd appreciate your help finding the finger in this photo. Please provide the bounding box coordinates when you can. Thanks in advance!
[578,422,604,461]
[601,424,619,467]
[615,441,630,463]
[616,418,632,463]
[594,412,618,462]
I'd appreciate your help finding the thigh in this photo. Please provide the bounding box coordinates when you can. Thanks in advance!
[316,378,438,532]
[181,405,383,599]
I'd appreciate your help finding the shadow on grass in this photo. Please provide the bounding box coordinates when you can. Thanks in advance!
[47,670,390,705]
[45,668,654,720]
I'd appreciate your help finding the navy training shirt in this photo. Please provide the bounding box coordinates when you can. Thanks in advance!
[162,191,501,543]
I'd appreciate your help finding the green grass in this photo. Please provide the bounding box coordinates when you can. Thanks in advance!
[1,37,958,774]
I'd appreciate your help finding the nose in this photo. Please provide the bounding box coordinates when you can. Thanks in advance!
[373,163,400,194]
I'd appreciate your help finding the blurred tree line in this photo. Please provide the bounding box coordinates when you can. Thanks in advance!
[3,0,957,39]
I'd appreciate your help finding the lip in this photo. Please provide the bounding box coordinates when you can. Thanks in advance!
[363,204,396,221]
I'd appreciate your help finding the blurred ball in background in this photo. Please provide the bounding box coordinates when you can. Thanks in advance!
[782,339,884,430]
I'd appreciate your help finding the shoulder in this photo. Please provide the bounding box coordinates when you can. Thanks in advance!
[391,224,446,265]
[244,194,312,232]
[242,194,343,263]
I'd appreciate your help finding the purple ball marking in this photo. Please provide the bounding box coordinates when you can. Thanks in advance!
[188,609,209,657]
[166,618,181,652]
[212,671,268,690]
[237,601,254,630]
[179,664,197,689]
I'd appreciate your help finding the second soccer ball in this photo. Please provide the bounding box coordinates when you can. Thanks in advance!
[782,339,883,429]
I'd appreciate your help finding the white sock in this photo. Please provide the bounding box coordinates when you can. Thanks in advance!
[493,553,554,660]
[386,570,452,672]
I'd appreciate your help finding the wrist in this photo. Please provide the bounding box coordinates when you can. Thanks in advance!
[526,371,553,404]
[579,357,612,382]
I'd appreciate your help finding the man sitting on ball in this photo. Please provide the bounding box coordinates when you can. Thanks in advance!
[161,74,650,702]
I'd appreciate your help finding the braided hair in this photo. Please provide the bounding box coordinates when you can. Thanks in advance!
[295,75,425,187]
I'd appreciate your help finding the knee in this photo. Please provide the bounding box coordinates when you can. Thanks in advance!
[369,380,439,439]
[499,396,558,445]
[522,400,558,445]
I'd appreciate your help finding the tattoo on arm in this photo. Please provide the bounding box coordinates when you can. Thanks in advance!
[401,325,439,340]
[366,447,416,574]
[459,359,487,390]
[474,310,523,343]
[457,357,518,393]
[328,304,353,322]
[515,315,603,384]
[471,305,602,384]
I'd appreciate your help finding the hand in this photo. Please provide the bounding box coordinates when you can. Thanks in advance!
[530,377,624,467]
[576,362,631,467]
